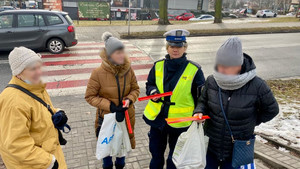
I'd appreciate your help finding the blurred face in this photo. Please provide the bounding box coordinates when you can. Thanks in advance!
[110,49,126,65]
[167,46,187,59]
[217,65,242,75]
[17,62,43,85]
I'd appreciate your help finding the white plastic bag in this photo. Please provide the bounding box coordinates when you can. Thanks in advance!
[96,113,132,160]
[111,121,132,157]
[116,121,132,157]
[173,122,209,169]
[96,113,117,160]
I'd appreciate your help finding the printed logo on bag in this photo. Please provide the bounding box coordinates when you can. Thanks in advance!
[101,123,116,144]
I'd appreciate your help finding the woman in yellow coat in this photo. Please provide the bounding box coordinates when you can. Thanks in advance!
[0,47,67,169]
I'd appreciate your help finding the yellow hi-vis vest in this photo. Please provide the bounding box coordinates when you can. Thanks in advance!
[144,60,198,128]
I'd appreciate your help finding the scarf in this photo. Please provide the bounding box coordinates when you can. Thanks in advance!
[213,69,256,90]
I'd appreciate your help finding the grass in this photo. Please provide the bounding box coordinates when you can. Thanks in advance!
[267,79,300,104]
[267,17,300,23]
[73,20,196,27]
[120,26,300,39]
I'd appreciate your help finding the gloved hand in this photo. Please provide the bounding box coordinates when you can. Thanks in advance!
[110,102,128,122]
[52,160,59,169]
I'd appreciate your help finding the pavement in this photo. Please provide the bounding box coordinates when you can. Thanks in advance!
[2,93,300,169]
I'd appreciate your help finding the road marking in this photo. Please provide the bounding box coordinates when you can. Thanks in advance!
[42,41,153,96]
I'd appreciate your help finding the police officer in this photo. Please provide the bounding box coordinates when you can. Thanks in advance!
[144,29,205,169]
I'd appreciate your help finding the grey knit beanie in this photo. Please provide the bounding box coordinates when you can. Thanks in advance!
[216,37,244,66]
[102,32,124,56]
[8,47,42,76]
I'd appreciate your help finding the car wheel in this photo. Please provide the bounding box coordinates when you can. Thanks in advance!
[263,14,266,18]
[274,14,277,17]
[257,15,259,18]
[47,38,65,54]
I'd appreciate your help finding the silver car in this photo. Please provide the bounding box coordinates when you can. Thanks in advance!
[0,9,77,54]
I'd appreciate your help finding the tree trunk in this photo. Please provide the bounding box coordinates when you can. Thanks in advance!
[158,0,170,25]
[214,0,223,23]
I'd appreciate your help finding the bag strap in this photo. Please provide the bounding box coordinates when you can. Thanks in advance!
[6,84,54,115]
[218,87,235,143]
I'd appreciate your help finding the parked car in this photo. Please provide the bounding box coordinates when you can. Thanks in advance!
[0,6,15,12]
[189,14,214,21]
[228,14,238,18]
[0,10,77,54]
[27,0,37,9]
[152,14,176,21]
[176,13,195,21]
[256,10,277,18]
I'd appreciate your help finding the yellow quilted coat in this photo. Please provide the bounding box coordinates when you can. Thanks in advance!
[0,76,67,169]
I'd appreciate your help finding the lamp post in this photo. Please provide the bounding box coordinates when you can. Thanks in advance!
[128,0,131,35]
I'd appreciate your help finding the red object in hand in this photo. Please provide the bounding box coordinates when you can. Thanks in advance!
[138,91,173,101]
[123,101,133,134]
[165,116,210,124]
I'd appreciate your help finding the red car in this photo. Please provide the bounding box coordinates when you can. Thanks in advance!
[152,14,176,21]
[176,13,195,21]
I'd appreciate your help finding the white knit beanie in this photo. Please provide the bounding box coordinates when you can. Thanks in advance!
[8,47,42,76]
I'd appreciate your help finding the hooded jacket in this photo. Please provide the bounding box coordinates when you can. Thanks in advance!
[195,54,279,160]
[85,49,140,149]
[0,76,67,169]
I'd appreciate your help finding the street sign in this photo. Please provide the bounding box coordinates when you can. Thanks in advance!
[78,2,110,19]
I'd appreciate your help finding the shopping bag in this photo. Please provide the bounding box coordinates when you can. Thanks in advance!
[173,122,208,169]
[110,121,124,156]
[110,121,132,157]
[116,121,132,157]
[239,162,256,169]
[96,113,117,160]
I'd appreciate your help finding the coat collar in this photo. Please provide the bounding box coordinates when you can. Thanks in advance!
[9,76,46,93]
[100,49,131,76]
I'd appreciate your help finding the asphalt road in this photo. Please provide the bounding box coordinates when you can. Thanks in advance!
[0,33,299,92]
[129,33,300,80]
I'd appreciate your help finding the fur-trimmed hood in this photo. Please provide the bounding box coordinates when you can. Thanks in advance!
[100,49,131,76]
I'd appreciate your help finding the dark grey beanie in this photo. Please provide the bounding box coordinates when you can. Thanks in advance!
[102,32,124,56]
[216,37,243,66]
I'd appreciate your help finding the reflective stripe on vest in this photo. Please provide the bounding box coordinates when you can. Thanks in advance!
[144,60,198,128]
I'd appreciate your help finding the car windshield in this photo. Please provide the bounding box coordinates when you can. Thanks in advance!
[64,14,73,25]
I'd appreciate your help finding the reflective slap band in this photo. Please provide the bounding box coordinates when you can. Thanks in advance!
[166,36,186,42]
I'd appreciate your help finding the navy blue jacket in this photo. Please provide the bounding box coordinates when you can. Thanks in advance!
[143,54,205,129]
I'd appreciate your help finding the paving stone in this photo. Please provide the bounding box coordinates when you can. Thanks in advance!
[1,92,299,169]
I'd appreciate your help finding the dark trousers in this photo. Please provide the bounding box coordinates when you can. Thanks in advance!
[205,151,235,169]
[148,125,187,169]
[102,156,125,168]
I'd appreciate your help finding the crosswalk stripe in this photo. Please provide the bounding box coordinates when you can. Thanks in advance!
[43,64,153,76]
[43,69,150,82]
[41,50,142,58]
[46,74,148,89]
[43,56,151,66]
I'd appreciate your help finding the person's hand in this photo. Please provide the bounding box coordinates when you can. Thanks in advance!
[194,113,205,123]
[151,93,160,102]
[123,99,130,108]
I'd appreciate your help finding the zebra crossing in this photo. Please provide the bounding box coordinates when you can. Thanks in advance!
[41,41,153,96]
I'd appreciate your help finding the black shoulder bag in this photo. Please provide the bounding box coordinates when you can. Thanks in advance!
[218,87,255,168]
[6,84,70,145]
